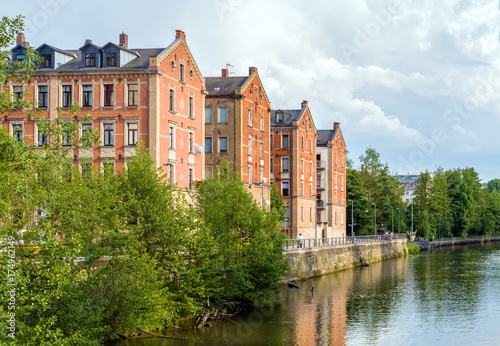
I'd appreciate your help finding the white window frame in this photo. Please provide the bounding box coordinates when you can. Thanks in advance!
[205,108,212,124]
[10,121,24,142]
[125,119,139,146]
[218,107,227,123]
[100,119,116,147]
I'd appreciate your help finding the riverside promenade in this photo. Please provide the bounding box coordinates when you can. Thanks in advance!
[417,235,500,251]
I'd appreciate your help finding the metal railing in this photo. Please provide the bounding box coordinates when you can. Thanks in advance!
[280,233,407,251]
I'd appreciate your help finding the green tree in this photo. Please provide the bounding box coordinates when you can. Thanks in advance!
[195,160,288,307]
[346,168,372,235]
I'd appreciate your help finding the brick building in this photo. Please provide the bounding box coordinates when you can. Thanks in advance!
[271,101,317,239]
[204,67,272,205]
[316,122,347,238]
[4,30,205,189]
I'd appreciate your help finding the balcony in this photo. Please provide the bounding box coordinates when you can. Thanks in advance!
[316,183,326,190]
[317,160,326,170]
[316,199,326,209]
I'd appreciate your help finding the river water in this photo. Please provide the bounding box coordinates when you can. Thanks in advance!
[111,242,500,345]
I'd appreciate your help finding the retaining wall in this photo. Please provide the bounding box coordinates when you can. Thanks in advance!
[284,238,408,281]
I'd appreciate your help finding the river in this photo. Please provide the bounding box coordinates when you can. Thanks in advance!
[110,241,500,345]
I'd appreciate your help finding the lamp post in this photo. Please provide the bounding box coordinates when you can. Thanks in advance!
[349,199,354,240]
[390,206,394,234]
[411,202,414,240]
[397,207,400,234]
[372,202,376,235]
[254,177,267,209]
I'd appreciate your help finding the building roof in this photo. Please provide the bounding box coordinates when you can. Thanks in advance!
[205,77,248,96]
[270,109,303,127]
[317,128,340,145]
[42,48,165,71]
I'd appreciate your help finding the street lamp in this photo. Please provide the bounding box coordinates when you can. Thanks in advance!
[372,202,376,235]
[390,206,394,234]
[254,177,268,209]
[411,202,414,240]
[397,207,400,234]
[349,199,354,240]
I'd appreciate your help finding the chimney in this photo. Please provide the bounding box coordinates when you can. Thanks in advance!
[249,66,258,75]
[222,68,229,78]
[334,122,340,129]
[175,30,186,40]
[85,39,92,45]
[302,100,308,108]
[16,33,25,46]
[119,32,128,49]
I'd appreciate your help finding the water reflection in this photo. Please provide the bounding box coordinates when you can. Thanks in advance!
[110,242,500,346]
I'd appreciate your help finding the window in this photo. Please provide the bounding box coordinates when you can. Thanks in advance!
[169,89,175,112]
[62,123,73,146]
[301,158,304,174]
[301,136,304,151]
[205,108,212,123]
[310,139,313,154]
[13,85,23,100]
[106,53,117,67]
[103,162,114,173]
[38,86,48,108]
[310,161,313,176]
[248,165,252,184]
[128,84,138,106]
[270,134,274,150]
[310,207,313,221]
[301,181,304,196]
[219,137,227,152]
[103,123,114,146]
[41,54,52,68]
[12,124,23,142]
[188,168,193,189]
[276,111,283,123]
[85,53,96,67]
[81,123,92,146]
[248,108,252,127]
[179,63,185,82]
[127,123,138,145]
[248,136,252,156]
[205,137,212,153]
[301,206,304,221]
[62,85,72,107]
[282,157,289,172]
[83,85,92,107]
[282,134,289,149]
[189,132,194,153]
[219,107,227,123]
[169,126,175,149]
[260,138,264,158]
[282,182,289,196]
[260,114,264,131]
[82,163,92,182]
[16,54,25,62]
[104,84,114,107]
[270,157,274,173]
[188,96,194,118]
[37,126,47,147]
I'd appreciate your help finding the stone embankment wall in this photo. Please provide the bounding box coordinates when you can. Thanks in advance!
[284,239,408,281]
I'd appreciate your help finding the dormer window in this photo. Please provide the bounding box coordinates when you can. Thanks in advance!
[276,111,283,123]
[41,54,52,68]
[85,53,96,67]
[16,54,25,61]
[106,53,117,67]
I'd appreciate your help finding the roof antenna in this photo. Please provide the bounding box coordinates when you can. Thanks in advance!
[226,62,234,74]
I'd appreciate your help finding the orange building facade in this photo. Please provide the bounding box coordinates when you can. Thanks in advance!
[271,101,317,239]
[4,30,205,190]
[204,67,272,205]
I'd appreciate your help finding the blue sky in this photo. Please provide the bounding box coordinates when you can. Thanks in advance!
[4,0,500,182]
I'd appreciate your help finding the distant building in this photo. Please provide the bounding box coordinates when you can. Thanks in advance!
[204,67,272,205]
[397,174,420,203]
[316,122,347,238]
[271,101,317,239]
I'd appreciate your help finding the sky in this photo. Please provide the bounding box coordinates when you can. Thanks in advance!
[4,0,500,183]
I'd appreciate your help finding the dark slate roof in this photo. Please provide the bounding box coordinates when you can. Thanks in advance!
[270,109,303,127]
[100,42,140,56]
[53,48,165,71]
[205,77,248,96]
[36,44,76,57]
[317,128,343,146]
